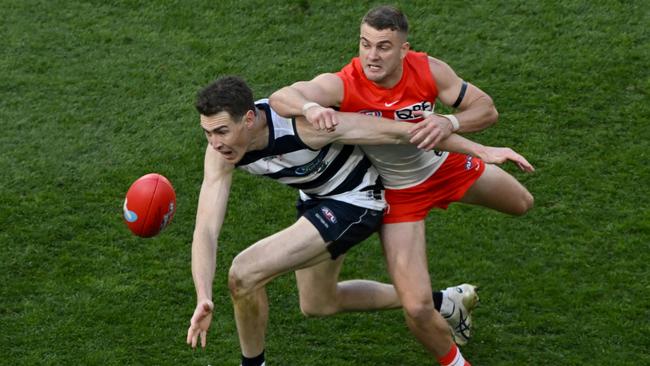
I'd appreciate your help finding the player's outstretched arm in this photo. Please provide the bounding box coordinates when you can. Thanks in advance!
[269,73,344,131]
[409,117,534,172]
[295,111,486,151]
[296,110,533,172]
[295,112,413,149]
[187,146,234,349]
[434,134,534,173]
[475,145,535,172]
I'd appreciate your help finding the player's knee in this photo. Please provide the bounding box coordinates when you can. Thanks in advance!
[227,264,245,299]
[299,300,331,317]
[403,299,450,339]
[513,190,534,216]
[228,257,256,299]
[299,295,338,317]
[524,191,534,212]
[402,298,436,324]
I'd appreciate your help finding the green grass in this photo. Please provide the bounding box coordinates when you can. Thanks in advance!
[1,0,648,364]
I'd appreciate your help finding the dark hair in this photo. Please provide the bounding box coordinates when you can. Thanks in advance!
[195,76,255,121]
[361,5,409,35]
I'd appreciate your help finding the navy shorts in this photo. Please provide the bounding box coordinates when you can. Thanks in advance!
[296,199,383,259]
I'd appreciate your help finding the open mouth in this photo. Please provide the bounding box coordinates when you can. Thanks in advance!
[219,149,235,159]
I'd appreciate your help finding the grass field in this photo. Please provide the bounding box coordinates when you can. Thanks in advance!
[1,0,648,365]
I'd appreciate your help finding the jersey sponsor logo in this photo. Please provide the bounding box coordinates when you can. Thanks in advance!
[294,155,328,176]
[394,101,433,121]
[321,206,338,224]
[123,198,138,222]
[384,100,399,107]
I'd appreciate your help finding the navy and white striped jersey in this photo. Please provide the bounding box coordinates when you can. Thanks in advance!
[236,99,385,211]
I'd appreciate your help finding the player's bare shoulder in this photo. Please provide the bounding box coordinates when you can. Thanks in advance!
[427,55,451,68]
[428,56,459,90]
[313,72,344,89]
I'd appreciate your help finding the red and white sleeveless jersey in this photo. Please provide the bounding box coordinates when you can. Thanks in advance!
[337,51,449,189]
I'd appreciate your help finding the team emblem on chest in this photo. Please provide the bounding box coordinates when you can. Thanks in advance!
[395,101,433,121]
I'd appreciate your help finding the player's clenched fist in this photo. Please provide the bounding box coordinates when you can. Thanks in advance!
[303,103,340,132]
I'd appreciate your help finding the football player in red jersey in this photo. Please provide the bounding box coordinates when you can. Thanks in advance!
[270,5,534,365]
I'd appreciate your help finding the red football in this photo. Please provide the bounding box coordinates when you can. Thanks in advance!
[123,173,176,238]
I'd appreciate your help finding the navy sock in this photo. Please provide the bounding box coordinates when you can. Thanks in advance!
[241,350,265,366]
[433,291,443,312]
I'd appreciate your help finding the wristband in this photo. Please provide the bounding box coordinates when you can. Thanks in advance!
[443,114,460,132]
[301,102,321,115]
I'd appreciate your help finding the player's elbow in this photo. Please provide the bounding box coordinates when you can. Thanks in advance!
[486,106,498,127]
[482,96,499,127]
[464,95,498,132]
[268,86,285,101]
[269,82,303,105]
[268,89,286,110]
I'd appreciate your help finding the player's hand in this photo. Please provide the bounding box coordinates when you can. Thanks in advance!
[478,147,535,173]
[187,299,214,349]
[408,111,454,150]
[304,105,339,132]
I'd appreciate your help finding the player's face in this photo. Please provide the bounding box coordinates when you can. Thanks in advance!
[359,23,409,88]
[200,111,253,163]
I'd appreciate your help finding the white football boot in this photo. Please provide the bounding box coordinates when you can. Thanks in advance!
[440,284,479,346]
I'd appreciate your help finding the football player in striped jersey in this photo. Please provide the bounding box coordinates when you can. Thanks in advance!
[187,76,532,366]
